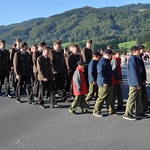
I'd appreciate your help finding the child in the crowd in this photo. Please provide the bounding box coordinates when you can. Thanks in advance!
[69,60,89,114]
[85,51,101,108]
[111,49,124,111]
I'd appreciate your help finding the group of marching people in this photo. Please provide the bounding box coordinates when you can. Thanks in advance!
[69,43,149,121]
[0,38,92,109]
[0,38,149,120]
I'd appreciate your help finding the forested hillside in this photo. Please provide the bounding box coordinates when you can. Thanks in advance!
[0,3,150,49]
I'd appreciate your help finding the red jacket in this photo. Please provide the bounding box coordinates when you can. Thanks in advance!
[111,57,122,85]
[73,66,88,96]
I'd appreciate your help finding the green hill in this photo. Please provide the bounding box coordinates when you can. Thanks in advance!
[0,3,150,49]
[118,41,137,50]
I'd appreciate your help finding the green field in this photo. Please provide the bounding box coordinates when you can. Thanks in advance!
[62,40,137,50]
[118,41,136,50]
[62,42,70,48]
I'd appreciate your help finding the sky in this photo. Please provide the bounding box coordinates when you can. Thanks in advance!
[0,0,150,26]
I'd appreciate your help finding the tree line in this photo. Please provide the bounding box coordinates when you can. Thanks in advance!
[0,3,150,50]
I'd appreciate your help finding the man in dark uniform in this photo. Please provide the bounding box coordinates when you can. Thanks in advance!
[82,39,93,64]
[51,40,67,101]
[13,42,33,103]
[68,43,81,97]
[0,40,12,97]
[37,46,57,108]
[32,42,46,98]
[81,39,93,87]
[30,44,38,84]
[15,38,22,51]
[64,47,72,93]
[138,44,149,112]
[9,38,22,91]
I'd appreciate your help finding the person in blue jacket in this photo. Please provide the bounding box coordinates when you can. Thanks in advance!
[123,46,148,121]
[85,51,101,108]
[93,49,116,117]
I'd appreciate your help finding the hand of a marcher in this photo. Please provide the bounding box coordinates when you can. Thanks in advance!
[11,67,14,72]
[43,78,48,82]
[16,75,20,80]
[103,84,108,87]
[118,80,122,84]
[93,81,97,85]
[137,86,141,90]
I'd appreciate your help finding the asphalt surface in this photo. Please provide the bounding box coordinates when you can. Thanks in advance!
[0,63,150,150]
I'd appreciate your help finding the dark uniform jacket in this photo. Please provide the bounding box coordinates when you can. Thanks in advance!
[13,51,32,76]
[139,54,147,82]
[32,50,42,74]
[68,53,81,74]
[0,49,11,71]
[82,47,92,64]
[51,50,66,74]
[88,59,98,84]
[37,55,53,81]
[9,48,19,68]
[97,57,112,86]
[127,55,142,87]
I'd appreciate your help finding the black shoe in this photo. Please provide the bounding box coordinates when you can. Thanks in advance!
[71,110,78,115]
[65,99,69,103]
[50,103,59,108]
[92,112,103,117]
[33,102,38,105]
[82,110,92,114]
[29,101,37,105]
[108,112,119,116]
[16,98,21,103]
[87,105,93,109]
[69,109,78,115]
[135,113,149,118]
[123,114,136,121]
[39,104,45,108]
[144,108,150,113]
[116,106,125,111]
[6,94,13,98]
[61,97,67,102]
[69,94,75,98]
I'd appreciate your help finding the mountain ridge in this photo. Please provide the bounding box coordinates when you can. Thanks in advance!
[0,3,150,49]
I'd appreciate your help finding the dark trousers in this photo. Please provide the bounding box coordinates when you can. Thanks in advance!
[111,84,124,108]
[69,79,73,96]
[16,75,33,102]
[32,73,39,97]
[65,70,71,92]
[38,80,55,105]
[31,71,35,85]
[54,73,66,98]
[0,71,11,95]
[55,73,65,90]
[84,67,89,88]
[10,72,17,91]
[141,85,149,110]
[68,72,73,96]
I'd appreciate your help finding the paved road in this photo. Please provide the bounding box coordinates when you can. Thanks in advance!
[0,63,150,150]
